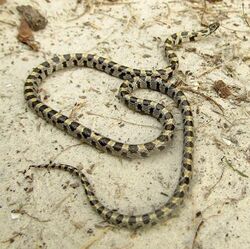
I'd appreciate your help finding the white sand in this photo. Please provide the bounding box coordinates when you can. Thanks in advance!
[0,0,249,248]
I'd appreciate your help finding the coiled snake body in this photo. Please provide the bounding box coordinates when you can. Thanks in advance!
[25,23,219,228]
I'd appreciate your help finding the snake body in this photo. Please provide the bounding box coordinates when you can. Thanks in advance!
[25,23,219,228]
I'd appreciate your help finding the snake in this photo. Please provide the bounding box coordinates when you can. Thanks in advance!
[25,22,219,228]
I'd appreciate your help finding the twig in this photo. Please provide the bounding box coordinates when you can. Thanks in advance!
[12,208,51,223]
[23,210,51,222]
[50,143,84,162]
[200,0,207,25]
[180,87,224,113]
[0,19,17,27]
[211,109,233,125]
[204,166,225,199]
[68,0,91,21]
[69,101,86,119]
[1,232,23,244]
[222,156,248,178]
[191,186,247,248]
[221,24,250,33]
[72,0,83,12]
[196,63,223,78]
[242,3,250,28]
[191,220,204,249]
[98,11,125,22]
[124,3,138,31]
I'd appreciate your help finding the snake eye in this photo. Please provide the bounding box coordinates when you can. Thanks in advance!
[208,22,220,33]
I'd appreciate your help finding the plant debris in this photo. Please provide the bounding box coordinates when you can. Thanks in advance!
[206,0,222,3]
[180,86,224,113]
[191,220,204,249]
[222,156,248,178]
[1,232,23,244]
[11,206,51,223]
[69,182,80,189]
[0,0,6,5]
[17,18,40,51]
[242,3,250,28]
[16,5,48,31]
[204,166,225,199]
[213,80,232,99]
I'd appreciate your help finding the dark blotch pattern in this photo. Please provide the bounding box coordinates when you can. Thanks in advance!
[142,214,150,224]
[90,200,98,206]
[171,33,178,40]
[155,209,164,218]
[91,140,97,147]
[129,145,138,153]
[182,100,190,106]
[33,68,42,74]
[47,110,57,119]
[57,115,67,124]
[87,54,94,61]
[181,31,188,36]
[39,105,48,113]
[105,211,113,219]
[185,141,194,148]
[143,99,151,106]
[31,100,41,108]
[183,110,192,116]
[183,163,192,171]
[97,206,105,214]
[184,153,192,160]
[130,96,137,103]
[113,142,123,152]
[116,214,124,224]
[185,120,193,126]
[75,53,82,61]
[25,82,33,87]
[157,135,168,142]
[145,142,155,151]
[98,57,105,64]
[52,56,60,63]
[174,191,184,198]
[165,202,176,209]
[185,131,194,137]
[98,137,110,146]
[82,128,91,139]
[165,124,175,131]
[41,61,50,68]
[63,54,70,61]
[180,177,189,185]
[24,88,34,94]
[27,75,37,81]
[69,121,80,132]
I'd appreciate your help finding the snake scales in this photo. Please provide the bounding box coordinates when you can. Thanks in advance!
[25,22,219,228]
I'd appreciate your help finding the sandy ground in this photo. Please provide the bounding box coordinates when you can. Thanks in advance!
[0,0,250,248]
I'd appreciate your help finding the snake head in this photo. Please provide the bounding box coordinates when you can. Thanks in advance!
[208,22,220,33]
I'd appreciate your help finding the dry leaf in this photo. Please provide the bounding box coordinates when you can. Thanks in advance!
[213,80,232,99]
[0,0,6,5]
[17,18,39,51]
